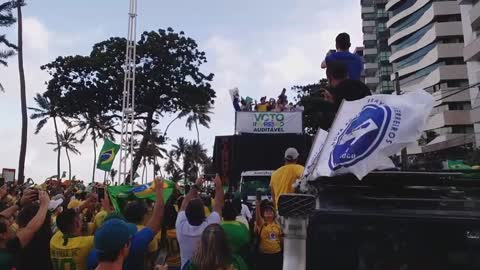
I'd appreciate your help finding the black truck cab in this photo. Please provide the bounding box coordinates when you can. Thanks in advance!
[305,171,480,270]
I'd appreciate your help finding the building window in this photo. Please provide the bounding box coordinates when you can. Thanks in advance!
[451,125,474,134]
[448,102,472,111]
[444,58,465,66]
[377,23,387,32]
[396,42,436,69]
[391,3,431,34]
[446,80,469,88]
[436,14,461,23]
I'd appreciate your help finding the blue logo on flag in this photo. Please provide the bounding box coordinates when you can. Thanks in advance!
[329,103,392,170]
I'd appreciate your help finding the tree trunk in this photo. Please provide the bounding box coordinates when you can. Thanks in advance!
[92,132,97,183]
[127,110,154,183]
[164,114,180,136]
[53,117,61,180]
[65,148,72,181]
[17,3,27,184]
[194,120,200,143]
[141,158,146,184]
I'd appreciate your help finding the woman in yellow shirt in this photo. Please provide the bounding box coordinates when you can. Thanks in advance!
[255,196,283,270]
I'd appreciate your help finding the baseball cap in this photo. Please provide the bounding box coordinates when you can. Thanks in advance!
[284,147,299,161]
[94,219,136,254]
[48,198,64,212]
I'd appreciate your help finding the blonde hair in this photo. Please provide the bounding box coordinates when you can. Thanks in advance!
[191,224,233,270]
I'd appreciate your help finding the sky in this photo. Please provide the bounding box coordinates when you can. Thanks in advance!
[0,0,362,183]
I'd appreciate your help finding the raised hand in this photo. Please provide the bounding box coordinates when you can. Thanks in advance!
[38,190,50,206]
[20,189,38,206]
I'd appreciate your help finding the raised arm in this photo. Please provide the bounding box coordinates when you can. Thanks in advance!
[17,191,50,247]
[255,193,264,230]
[145,177,165,233]
[179,178,203,212]
[212,174,224,215]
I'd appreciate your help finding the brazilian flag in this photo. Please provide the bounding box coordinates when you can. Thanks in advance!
[107,180,177,212]
[97,139,120,171]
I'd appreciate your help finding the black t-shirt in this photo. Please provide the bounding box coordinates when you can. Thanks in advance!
[330,79,372,109]
[0,237,20,270]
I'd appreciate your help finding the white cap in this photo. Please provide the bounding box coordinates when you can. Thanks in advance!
[48,198,64,212]
[284,148,299,161]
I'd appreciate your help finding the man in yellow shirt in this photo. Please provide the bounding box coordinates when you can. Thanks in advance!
[50,195,97,270]
[270,147,304,208]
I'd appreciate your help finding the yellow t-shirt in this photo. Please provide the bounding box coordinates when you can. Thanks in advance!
[204,206,211,217]
[50,231,94,270]
[94,210,108,230]
[258,222,283,254]
[256,103,268,112]
[270,164,304,207]
[137,225,161,253]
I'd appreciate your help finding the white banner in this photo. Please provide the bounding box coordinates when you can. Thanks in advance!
[302,129,328,179]
[308,90,434,180]
[235,112,303,134]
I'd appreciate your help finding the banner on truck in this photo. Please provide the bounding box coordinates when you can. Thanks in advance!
[307,90,434,180]
[235,111,303,134]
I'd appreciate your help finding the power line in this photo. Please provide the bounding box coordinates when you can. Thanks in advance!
[434,82,480,102]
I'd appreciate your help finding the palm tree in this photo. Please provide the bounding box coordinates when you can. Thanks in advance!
[164,150,182,182]
[16,0,27,184]
[0,1,17,92]
[185,104,212,143]
[170,138,209,182]
[74,113,115,183]
[49,130,80,181]
[185,140,209,178]
[29,93,70,181]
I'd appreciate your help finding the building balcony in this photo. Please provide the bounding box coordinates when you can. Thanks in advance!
[425,110,472,131]
[365,76,380,88]
[364,33,377,41]
[388,1,461,46]
[470,1,480,31]
[464,36,480,61]
[362,6,375,14]
[364,48,378,55]
[386,0,402,12]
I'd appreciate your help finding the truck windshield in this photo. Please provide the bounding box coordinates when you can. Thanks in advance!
[241,176,271,198]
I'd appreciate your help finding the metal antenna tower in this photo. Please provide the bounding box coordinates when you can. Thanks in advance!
[118,0,137,184]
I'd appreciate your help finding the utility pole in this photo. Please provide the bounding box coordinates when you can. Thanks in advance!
[395,72,408,170]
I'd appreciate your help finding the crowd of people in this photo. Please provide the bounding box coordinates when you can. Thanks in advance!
[0,146,305,270]
[231,88,304,113]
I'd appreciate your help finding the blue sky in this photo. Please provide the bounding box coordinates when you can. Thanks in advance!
[0,0,362,182]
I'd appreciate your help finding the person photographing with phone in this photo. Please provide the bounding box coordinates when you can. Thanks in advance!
[176,174,225,269]
[255,189,283,270]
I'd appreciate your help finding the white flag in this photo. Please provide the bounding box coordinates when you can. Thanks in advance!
[309,90,434,180]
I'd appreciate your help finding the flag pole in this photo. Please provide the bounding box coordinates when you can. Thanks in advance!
[395,72,408,170]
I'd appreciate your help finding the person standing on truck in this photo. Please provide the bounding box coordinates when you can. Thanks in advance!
[270,148,304,208]
[321,32,364,81]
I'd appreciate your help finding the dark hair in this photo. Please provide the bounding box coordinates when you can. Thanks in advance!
[326,61,348,81]
[185,199,205,226]
[56,208,77,234]
[123,201,147,224]
[335,32,351,50]
[222,201,237,221]
[192,224,232,270]
[260,200,275,218]
[98,249,123,262]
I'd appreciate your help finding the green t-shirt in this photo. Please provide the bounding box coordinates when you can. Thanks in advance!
[185,255,248,270]
[221,221,250,253]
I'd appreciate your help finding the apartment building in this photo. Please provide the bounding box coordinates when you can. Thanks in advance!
[458,0,480,147]
[361,0,395,94]
[386,0,474,152]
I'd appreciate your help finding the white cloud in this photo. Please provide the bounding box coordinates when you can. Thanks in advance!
[23,17,50,52]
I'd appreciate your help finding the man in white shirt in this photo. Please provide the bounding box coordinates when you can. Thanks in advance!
[176,175,225,268]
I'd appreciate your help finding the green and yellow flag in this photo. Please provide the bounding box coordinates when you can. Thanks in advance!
[97,139,120,171]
